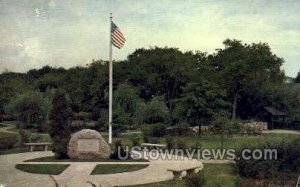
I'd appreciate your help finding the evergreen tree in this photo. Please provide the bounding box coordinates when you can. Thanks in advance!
[49,89,72,158]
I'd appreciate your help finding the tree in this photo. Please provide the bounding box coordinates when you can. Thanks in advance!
[0,72,30,115]
[212,112,232,149]
[125,47,197,113]
[113,83,140,126]
[49,89,73,159]
[5,91,51,130]
[212,39,285,119]
[135,96,170,125]
[176,79,229,134]
[295,70,300,83]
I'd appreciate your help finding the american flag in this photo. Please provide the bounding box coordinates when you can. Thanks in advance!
[111,21,125,49]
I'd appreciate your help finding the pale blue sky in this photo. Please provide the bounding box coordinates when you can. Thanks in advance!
[0,0,299,77]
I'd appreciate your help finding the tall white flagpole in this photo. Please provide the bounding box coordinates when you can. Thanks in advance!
[108,13,113,144]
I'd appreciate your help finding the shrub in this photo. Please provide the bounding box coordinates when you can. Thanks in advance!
[147,137,160,144]
[176,138,188,149]
[136,96,170,124]
[5,91,51,129]
[112,123,127,137]
[142,123,166,137]
[73,112,91,121]
[185,172,206,187]
[165,136,176,149]
[143,135,149,143]
[30,134,42,143]
[19,129,31,145]
[0,134,18,150]
[235,139,300,180]
[165,122,193,136]
[37,122,50,133]
[49,90,72,159]
[110,140,130,160]
[129,135,140,147]
[191,139,202,150]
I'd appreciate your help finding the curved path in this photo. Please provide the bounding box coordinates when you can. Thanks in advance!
[0,122,16,134]
[0,151,203,187]
[263,129,300,135]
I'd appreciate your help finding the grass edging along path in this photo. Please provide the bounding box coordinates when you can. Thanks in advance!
[15,164,69,175]
[91,164,149,175]
[24,156,149,162]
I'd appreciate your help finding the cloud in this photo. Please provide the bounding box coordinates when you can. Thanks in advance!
[0,0,299,76]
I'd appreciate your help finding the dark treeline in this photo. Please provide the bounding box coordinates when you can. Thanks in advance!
[1,39,300,131]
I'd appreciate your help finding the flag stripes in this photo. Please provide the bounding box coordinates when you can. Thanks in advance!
[111,21,125,49]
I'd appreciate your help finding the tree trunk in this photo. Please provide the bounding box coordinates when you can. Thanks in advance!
[232,93,238,120]
[221,133,224,149]
[198,122,201,137]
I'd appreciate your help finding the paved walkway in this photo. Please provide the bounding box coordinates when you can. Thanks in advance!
[263,129,300,135]
[0,151,203,187]
[0,122,16,134]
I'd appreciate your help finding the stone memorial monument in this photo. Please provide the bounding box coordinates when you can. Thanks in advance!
[68,129,111,159]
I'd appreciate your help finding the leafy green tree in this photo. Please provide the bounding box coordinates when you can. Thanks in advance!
[49,89,73,159]
[5,91,51,130]
[0,40,289,131]
[0,72,30,115]
[113,83,140,126]
[212,39,285,119]
[86,61,109,119]
[295,70,300,83]
[37,72,66,92]
[135,96,169,125]
[212,112,232,149]
[176,79,229,132]
[125,47,197,112]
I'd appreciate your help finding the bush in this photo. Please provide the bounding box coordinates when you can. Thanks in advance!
[129,135,140,147]
[235,139,300,180]
[5,91,51,129]
[30,134,42,143]
[49,90,72,159]
[176,137,188,149]
[143,135,149,143]
[0,134,18,150]
[37,122,50,133]
[112,123,127,137]
[165,122,193,136]
[110,140,130,160]
[185,172,206,187]
[142,123,166,137]
[165,136,176,149]
[73,112,91,121]
[19,129,31,145]
[147,137,160,144]
[136,96,170,124]
[191,139,202,150]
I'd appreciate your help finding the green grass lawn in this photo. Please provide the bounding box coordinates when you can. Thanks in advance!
[126,164,237,187]
[25,156,148,162]
[15,164,69,175]
[204,164,237,187]
[91,164,149,174]
[0,147,29,155]
[185,133,300,150]
[1,129,298,156]
[0,131,16,137]
[118,133,300,150]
